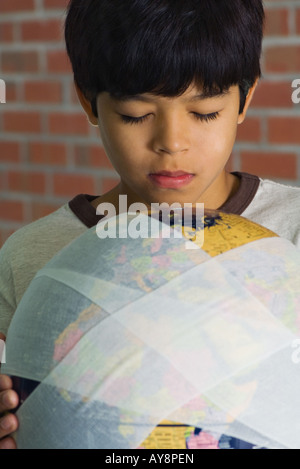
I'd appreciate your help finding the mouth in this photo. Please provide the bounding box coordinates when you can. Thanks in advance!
[148,171,195,189]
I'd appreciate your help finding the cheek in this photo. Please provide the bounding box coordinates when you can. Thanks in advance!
[98,124,125,157]
[100,127,143,173]
[207,119,238,160]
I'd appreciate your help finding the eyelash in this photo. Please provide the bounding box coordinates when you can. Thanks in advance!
[120,112,220,125]
[120,114,150,125]
[193,112,219,122]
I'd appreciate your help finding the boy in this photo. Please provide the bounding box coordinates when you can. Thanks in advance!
[1,0,300,449]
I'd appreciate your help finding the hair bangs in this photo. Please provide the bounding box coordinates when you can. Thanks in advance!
[65,0,264,114]
[99,7,251,99]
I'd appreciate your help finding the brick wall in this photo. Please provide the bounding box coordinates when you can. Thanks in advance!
[1,0,300,246]
[232,0,300,185]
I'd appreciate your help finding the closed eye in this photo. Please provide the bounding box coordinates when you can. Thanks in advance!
[120,111,220,125]
[120,114,150,125]
[193,112,219,122]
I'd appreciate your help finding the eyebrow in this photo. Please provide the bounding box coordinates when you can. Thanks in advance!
[112,89,230,103]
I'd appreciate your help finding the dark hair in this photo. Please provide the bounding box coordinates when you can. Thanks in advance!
[65,0,265,116]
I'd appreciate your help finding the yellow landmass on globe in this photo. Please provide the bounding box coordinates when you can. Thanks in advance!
[178,210,278,256]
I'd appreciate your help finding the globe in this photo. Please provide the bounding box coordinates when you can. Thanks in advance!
[3,210,300,449]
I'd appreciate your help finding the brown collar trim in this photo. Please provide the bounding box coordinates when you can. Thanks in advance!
[68,172,260,228]
[219,172,260,215]
[68,194,102,228]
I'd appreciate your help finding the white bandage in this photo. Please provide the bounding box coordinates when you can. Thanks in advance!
[3,214,300,449]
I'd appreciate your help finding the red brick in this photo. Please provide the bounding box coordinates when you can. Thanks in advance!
[236,117,261,143]
[31,202,62,221]
[44,0,69,8]
[7,171,46,194]
[5,82,18,102]
[0,200,24,222]
[240,151,297,179]
[1,51,39,73]
[48,112,90,136]
[53,173,96,197]
[297,9,300,35]
[0,173,6,191]
[0,142,20,162]
[264,9,289,36]
[0,23,14,42]
[265,46,300,73]
[74,145,113,169]
[268,117,300,144]
[0,0,34,13]
[24,81,62,103]
[3,111,41,133]
[28,142,67,166]
[21,19,63,42]
[70,82,79,104]
[252,81,293,108]
[46,50,72,73]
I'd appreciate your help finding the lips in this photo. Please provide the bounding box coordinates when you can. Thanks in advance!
[148,171,194,189]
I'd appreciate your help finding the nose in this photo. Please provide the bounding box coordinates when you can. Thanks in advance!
[152,114,190,155]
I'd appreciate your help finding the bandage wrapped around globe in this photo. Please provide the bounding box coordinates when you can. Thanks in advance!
[3,208,300,449]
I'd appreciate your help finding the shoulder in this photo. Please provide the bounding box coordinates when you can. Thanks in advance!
[0,203,88,306]
[253,178,300,212]
[243,178,300,247]
[257,178,300,197]
[3,203,86,250]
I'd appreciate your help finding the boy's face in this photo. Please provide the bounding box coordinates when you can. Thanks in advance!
[85,83,253,209]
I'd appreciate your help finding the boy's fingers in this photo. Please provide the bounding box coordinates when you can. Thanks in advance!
[0,413,18,443]
[0,375,13,392]
[0,436,17,450]
[0,389,19,414]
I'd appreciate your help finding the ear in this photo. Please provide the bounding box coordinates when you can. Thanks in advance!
[74,82,98,126]
[237,79,259,124]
